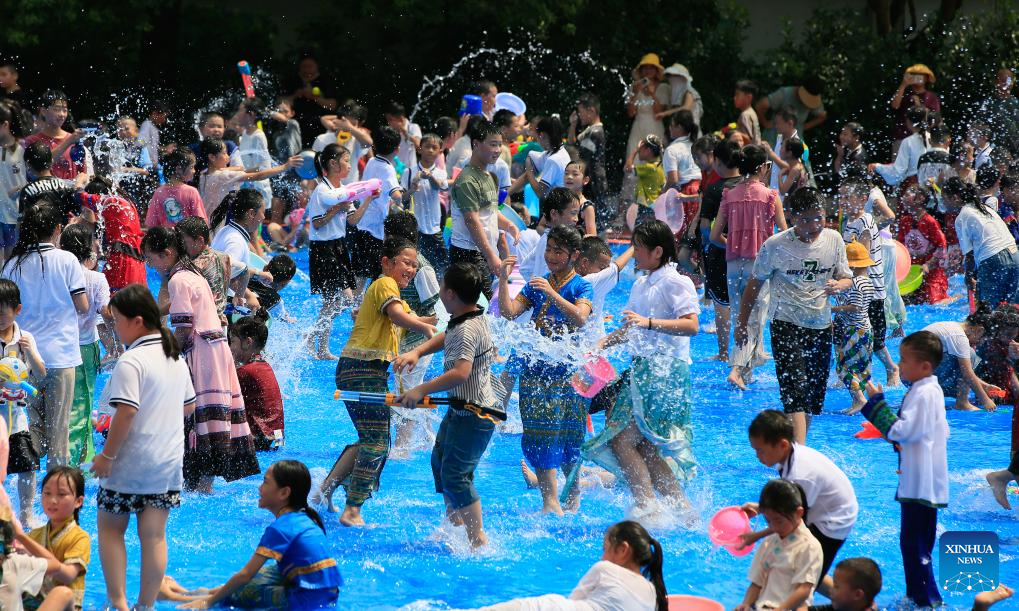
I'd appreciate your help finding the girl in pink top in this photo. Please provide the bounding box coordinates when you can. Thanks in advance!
[146,149,207,228]
[709,144,787,389]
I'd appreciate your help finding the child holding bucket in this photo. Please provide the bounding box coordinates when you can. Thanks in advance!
[735,479,823,611]
[314,237,436,526]
[498,224,592,515]
[582,220,699,514]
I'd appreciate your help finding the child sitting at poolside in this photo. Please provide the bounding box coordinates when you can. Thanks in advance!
[860,330,949,609]
[230,316,284,451]
[806,557,882,611]
[742,410,858,599]
[735,480,823,611]
[474,520,664,611]
[315,238,436,525]
[832,241,876,414]
[177,461,341,611]
[394,262,503,548]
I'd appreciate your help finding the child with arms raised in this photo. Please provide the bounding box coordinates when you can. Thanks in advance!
[394,262,502,547]
[315,238,436,525]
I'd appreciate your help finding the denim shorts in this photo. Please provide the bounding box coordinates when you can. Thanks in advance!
[431,409,495,509]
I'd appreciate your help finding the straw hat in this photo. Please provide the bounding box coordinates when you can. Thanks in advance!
[664,63,693,83]
[633,53,665,80]
[797,86,822,110]
[906,63,936,84]
[846,241,877,268]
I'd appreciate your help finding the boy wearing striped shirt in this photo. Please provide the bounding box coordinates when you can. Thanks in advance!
[833,241,876,414]
[393,262,502,548]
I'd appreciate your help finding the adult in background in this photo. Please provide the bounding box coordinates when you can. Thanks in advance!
[890,64,941,155]
[656,63,703,127]
[978,68,1019,152]
[625,53,670,161]
[569,92,609,226]
[287,54,338,149]
[755,76,827,141]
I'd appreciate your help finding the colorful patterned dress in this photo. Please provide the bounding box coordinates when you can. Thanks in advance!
[168,262,259,484]
[187,247,231,325]
[896,212,949,304]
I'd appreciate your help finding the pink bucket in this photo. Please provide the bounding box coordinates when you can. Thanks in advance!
[667,595,725,611]
[570,355,617,398]
[708,506,755,556]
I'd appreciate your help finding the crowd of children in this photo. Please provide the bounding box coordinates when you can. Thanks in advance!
[0,54,1019,611]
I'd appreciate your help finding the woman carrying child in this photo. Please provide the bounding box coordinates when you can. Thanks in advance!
[315,237,436,526]
[141,227,260,493]
[584,220,699,514]
[499,225,593,515]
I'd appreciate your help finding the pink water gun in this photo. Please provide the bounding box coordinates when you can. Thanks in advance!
[340,179,382,202]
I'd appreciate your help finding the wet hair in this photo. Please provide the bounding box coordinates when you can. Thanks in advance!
[468,119,501,145]
[632,220,678,269]
[239,97,266,121]
[200,137,226,163]
[734,144,768,176]
[433,116,457,141]
[906,106,931,147]
[492,109,516,130]
[692,135,719,159]
[842,121,865,140]
[109,284,180,360]
[786,187,825,216]
[268,460,326,533]
[141,226,181,257]
[175,216,211,245]
[748,409,794,445]
[9,201,62,277]
[382,237,416,261]
[713,139,742,169]
[534,115,564,153]
[471,80,496,97]
[835,558,883,604]
[264,254,296,284]
[338,101,367,125]
[990,305,1019,334]
[541,187,579,221]
[580,236,612,262]
[39,89,69,109]
[230,315,269,350]
[668,109,699,141]
[970,122,992,141]
[420,133,442,148]
[840,176,872,199]
[1001,171,1019,190]
[758,479,808,521]
[774,106,797,125]
[546,224,582,254]
[198,111,224,128]
[976,164,1001,190]
[966,301,994,332]
[941,176,990,215]
[24,141,53,173]
[0,99,28,139]
[443,261,483,305]
[84,175,117,196]
[900,330,943,368]
[41,467,85,523]
[783,137,805,160]
[314,143,349,178]
[640,134,663,157]
[209,188,264,231]
[577,91,600,114]
[604,521,667,611]
[566,159,588,177]
[58,223,94,264]
[372,125,401,157]
[734,79,758,97]
[0,279,20,311]
[383,100,406,118]
[383,210,419,244]
[162,148,196,180]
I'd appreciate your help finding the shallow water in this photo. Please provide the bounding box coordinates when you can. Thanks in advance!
[51,246,1019,610]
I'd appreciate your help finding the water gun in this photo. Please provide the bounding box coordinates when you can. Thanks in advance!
[512,140,543,166]
[237,61,256,98]
[0,353,37,397]
[332,390,506,422]
[853,422,883,439]
[340,178,382,203]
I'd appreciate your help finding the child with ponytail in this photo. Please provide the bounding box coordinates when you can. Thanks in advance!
[233,97,276,207]
[142,227,260,493]
[476,520,665,610]
[92,284,196,611]
[177,460,341,611]
[198,137,300,223]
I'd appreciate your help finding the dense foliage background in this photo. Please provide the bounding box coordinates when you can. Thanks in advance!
[3,0,1017,188]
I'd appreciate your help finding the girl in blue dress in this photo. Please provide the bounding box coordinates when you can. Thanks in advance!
[498,225,593,515]
[178,460,341,610]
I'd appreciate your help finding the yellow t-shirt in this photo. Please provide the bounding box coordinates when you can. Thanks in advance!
[28,518,90,607]
[340,276,409,362]
[634,161,665,207]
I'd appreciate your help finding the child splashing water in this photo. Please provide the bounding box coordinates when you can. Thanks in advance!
[475,520,666,611]
[315,238,436,525]
[499,225,593,515]
[583,220,699,516]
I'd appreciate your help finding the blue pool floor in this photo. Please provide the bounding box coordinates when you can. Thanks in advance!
[39,247,1019,610]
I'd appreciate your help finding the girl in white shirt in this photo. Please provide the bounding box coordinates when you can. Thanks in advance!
[584,220,699,513]
[233,98,275,206]
[476,521,663,611]
[0,100,27,266]
[870,106,931,191]
[510,116,571,200]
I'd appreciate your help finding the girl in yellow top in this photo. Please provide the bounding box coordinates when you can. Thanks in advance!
[316,238,437,527]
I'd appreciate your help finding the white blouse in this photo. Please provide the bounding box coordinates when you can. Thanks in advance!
[624,264,700,362]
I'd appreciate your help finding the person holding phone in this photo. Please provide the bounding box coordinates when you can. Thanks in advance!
[890,64,941,156]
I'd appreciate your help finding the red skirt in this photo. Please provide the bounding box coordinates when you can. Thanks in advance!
[105,252,146,290]
[680,180,701,230]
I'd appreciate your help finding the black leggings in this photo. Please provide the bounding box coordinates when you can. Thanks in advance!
[868,299,887,352]
[771,320,832,415]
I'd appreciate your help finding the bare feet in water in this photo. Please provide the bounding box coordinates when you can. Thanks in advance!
[986,470,1013,510]
[727,369,749,391]
[340,505,366,526]
[520,460,538,489]
[955,401,980,412]
[886,365,901,388]
[974,584,1014,611]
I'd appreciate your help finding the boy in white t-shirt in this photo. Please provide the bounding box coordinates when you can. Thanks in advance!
[574,236,633,337]
[349,125,403,289]
[384,101,422,170]
[401,133,449,276]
